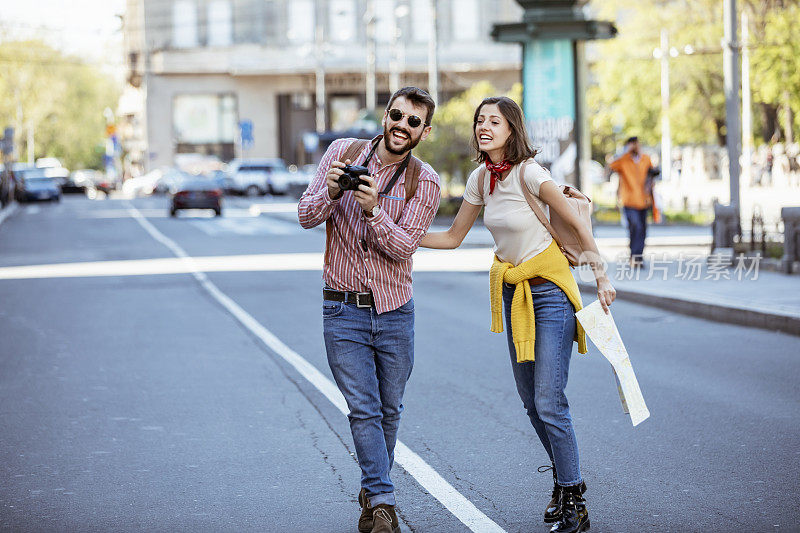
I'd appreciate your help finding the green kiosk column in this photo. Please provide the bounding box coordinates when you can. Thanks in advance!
[492,1,616,188]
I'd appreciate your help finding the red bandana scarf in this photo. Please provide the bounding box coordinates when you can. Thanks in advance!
[485,159,512,195]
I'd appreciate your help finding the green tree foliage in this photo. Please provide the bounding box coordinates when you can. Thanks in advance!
[415,81,522,189]
[587,0,727,159]
[0,39,119,170]
[749,1,800,141]
[587,0,800,158]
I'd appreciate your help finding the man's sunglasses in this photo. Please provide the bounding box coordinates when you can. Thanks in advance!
[388,108,425,128]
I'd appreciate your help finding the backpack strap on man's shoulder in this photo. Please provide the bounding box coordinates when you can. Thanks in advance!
[339,139,369,165]
[404,155,422,201]
[325,139,369,266]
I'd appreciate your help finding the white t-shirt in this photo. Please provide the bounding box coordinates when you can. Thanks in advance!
[463,161,554,266]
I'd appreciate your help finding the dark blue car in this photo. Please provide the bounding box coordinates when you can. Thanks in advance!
[15,169,61,202]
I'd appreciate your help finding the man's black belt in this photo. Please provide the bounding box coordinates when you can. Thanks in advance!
[323,288,375,308]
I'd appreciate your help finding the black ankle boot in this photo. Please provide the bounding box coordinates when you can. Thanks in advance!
[538,464,562,523]
[550,482,589,533]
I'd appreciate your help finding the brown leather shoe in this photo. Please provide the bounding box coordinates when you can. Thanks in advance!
[371,504,400,533]
[358,488,373,533]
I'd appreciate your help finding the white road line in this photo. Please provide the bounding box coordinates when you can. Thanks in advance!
[126,204,505,533]
[0,249,496,280]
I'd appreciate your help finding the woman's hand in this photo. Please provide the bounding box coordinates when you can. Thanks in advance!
[419,200,482,249]
[596,275,616,314]
[538,177,617,314]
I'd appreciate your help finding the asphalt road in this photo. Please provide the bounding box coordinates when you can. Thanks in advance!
[1,195,798,532]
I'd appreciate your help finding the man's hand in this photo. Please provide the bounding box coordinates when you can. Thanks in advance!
[354,175,379,215]
[326,160,348,199]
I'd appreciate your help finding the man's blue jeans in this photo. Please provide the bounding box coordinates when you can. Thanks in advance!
[503,281,583,486]
[323,296,415,507]
[624,207,648,260]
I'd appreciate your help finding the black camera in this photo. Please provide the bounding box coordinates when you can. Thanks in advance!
[337,164,369,191]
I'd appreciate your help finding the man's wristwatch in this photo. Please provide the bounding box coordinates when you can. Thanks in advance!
[365,205,381,218]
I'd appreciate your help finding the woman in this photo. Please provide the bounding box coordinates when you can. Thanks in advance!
[421,96,615,533]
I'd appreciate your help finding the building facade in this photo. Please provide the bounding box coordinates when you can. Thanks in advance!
[122,0,524,171]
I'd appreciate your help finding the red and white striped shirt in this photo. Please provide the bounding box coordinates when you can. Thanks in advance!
[298,138,441,313]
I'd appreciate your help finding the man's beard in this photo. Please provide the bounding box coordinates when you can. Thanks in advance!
[383,125,422,155]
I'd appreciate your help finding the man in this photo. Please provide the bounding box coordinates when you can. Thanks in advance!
[608,136,655,266]
[298,87,440,533]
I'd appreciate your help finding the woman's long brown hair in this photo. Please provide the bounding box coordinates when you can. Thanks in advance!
[471,96,537,165]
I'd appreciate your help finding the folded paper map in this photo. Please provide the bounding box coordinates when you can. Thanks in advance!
[575,301,650,426]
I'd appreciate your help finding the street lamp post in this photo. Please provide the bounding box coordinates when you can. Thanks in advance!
[741,10,752,185]
[712,0,742,257]
[314,7,327,134]
[365,0,377,113]
[26,120,34,164]
[723,0,741,210]
[427,0,439,106]
[653,33,695,184]
[654,29,673,183]
[390,4,410,94]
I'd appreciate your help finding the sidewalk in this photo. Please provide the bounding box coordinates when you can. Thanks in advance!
[574,259,800,336]
[433,221,800,336]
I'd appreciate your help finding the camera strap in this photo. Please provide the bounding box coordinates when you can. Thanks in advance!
[360,137,412,196]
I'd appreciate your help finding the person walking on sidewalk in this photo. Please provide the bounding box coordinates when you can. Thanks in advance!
[607,136,655,267]
[421,96,615,533]
[298,87,440,533]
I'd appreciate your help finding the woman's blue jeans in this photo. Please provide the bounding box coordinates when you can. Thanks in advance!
[502,281,583,487]
[322,297,415,507]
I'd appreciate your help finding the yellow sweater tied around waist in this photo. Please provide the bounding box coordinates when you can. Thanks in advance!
[490,240,588,362]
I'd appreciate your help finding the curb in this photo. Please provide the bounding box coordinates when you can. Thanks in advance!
[577,281,800,337]
[0,202,18,229]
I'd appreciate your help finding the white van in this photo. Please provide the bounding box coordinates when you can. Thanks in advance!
[226,158,292,196]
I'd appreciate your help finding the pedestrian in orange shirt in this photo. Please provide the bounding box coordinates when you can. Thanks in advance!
[607,137,655,267]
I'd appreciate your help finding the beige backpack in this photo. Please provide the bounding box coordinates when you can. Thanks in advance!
[478,159,594,267]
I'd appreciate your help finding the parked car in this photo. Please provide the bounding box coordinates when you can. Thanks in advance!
[84,171,118,195]
[286,164,317,197]
[14,168,61,202]
[11,163,34,182]
[43,167,72,191]
[121,168,165,197]
[169,177,223,217]
[226,158,292,196]
[153,168,192,194]
[68,169,101,193]
[35,157,63,169]
[207,169,230,193]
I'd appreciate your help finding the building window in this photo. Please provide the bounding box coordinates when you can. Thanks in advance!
[172,0,198,48]
[207,1,232,47]
[451,0,480,41]
[330,96,361,131]
[411,0,431,43]
[288,0,315,43]
[262,0,279,43]
[375,0,395,43]
[173,93,237,146]
[329,0,356,42]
